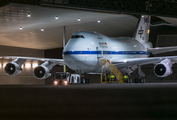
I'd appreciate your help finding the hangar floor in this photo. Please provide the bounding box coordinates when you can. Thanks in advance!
[0,83,177,120]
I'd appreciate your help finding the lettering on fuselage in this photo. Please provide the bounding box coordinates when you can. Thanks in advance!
[99,42,108,48]
[138,26,144,38]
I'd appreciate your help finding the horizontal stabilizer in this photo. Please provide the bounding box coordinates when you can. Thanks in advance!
[147,46,177,54]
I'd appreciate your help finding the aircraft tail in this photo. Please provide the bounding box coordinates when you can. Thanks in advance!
[134,15,151,44]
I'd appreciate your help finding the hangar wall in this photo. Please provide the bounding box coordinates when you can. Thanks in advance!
[0,45,45,85]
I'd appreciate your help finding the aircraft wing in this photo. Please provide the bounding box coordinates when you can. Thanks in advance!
[147,46,177,54]
[3,56,65,66]
[111,56,177,69]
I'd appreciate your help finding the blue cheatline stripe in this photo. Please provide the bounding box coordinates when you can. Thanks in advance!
[63,51,151,55]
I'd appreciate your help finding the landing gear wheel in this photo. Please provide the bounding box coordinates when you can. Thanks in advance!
[134,78,145,83]
[128,78,132,83]
[141,78,145,83]
[134,78,139,83]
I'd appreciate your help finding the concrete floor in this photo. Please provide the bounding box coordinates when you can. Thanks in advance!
[0,83,177,120]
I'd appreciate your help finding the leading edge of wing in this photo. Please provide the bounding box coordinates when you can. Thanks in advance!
[111,56,177,68]
[2,56,65,65]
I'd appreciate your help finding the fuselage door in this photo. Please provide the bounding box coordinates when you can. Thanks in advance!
[97,47,103,58]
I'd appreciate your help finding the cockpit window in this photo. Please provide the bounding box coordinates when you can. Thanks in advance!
[71,35,85,39]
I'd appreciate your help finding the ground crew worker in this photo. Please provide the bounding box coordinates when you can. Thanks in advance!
[124,75,129,83]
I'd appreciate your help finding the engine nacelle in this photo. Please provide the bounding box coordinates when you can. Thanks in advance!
[154,59,173,77]
[33,65,51,79]
[5,62,22,75]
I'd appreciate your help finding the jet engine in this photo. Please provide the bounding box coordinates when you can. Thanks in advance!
[4,58,26,76]
[33,61,57,79]
[154,59,173,77]
[33,65,51,79]
[5,62,22,75]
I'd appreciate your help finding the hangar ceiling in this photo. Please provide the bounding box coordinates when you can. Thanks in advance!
[0,2,177,50]
[40,0,177,18]
[0,3,138,50]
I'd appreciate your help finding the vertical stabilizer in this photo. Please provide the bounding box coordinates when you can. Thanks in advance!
[134,15,151,43]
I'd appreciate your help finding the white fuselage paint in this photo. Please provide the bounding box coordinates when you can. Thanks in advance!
[63,31,152,74]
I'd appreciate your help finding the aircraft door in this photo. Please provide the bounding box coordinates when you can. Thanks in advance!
[97,47,103,58]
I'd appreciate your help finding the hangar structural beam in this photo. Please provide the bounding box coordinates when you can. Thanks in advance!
[4,0,177,18]
[39,0,177,18]
[8,0,41,5]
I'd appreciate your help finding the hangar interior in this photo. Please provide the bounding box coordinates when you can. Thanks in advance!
[1,1,177,84]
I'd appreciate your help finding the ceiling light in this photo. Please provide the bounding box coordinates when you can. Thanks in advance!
[142,16,144,17]
[41,28,44,31]
[27,13,31,17]
[97,20,101,23]
[19,26,23,30]
[78,18,81,21]
[55,16,58,19]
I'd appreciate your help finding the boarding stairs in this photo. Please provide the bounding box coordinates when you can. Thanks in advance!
[101,59,124,83]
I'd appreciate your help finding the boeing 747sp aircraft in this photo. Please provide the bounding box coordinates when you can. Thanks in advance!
[4,15,177,82]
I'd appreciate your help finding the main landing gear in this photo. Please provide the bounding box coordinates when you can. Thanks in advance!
[134,78,145,83]
[133,65,146,83]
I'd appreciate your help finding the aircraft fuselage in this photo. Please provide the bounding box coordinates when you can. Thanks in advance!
[63,31,151,73]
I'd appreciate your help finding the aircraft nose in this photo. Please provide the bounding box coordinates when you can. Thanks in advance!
[62,51,66,58]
